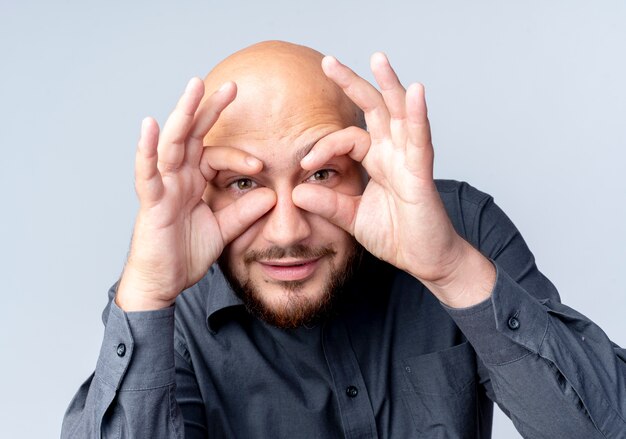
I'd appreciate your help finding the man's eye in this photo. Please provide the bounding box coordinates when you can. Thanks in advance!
[307,169,334,182]
[229,178,257,192]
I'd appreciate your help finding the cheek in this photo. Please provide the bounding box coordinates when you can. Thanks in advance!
[309,216,352,248]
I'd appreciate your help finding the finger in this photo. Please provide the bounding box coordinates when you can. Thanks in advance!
[300,126,371,170]
[406,83,434,177]
[406,83,430,141]
[322,56,391,141]
[135,117,164,205]
[185,81,238,166]
[157,77,205,171]
[214,188,276,244]
[370,52,407,122]
[199,145,263,182]
[292,184,359,235]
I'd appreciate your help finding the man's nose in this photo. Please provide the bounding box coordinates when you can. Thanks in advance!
[261,189,311,248]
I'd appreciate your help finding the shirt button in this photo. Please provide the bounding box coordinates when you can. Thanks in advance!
[116,343,126,357]
[508,316,520,330]
[346,385,359,398]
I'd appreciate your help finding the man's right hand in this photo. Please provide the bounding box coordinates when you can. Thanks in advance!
[116,78,276,311]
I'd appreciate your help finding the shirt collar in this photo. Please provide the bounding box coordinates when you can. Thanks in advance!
[203,264,245,333]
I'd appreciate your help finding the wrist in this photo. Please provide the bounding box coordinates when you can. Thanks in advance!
[421,240,495,308]
[116,266,177,312]
[115,290,174,312]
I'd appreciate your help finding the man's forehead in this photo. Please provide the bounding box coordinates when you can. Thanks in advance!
[208,129,330,175]
[262,139,317,173]
[203,81,356,164]
[201,41,362,169]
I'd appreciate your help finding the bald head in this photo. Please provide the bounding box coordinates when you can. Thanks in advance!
[203,41,363,145]
[205,41,329,88]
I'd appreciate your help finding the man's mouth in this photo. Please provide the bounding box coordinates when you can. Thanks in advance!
[257,258,321,282]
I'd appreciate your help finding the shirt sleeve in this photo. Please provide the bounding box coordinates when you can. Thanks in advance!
[61,297,183,438]
[442,183,626,438]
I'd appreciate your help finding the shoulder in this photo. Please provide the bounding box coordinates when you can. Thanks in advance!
[435,179,493,206]
[434,179,494,243]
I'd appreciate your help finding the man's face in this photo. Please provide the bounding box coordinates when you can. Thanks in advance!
[203,69,365,328]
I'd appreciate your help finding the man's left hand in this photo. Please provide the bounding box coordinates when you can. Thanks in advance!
[293,53,495,308]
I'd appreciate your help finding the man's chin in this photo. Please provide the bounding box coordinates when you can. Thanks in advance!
[218,241,363,329]
[241,284,333,329]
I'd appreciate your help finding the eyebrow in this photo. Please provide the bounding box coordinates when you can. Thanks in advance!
[261,139,318,174]
[292,141,317,167]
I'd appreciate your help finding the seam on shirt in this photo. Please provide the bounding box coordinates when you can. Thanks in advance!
[343,327,377,439]
[469,191,492,248]
[536,306,550,353]
[94,373,118,391]
[174,337,191,365]
[401,375,478,396]
[444,297,492,317]
[489,231,519,261]
[540,354,605,438]
[76,376,115,439]
[543,320,624,436]
[488,350,533,366]
[66,409,86,439]
[168,384,183,439]
[126,312,175,323]
[460,194,490,206]
[117,380,175,392]
[114,406,122,439]
[117,309,135,389]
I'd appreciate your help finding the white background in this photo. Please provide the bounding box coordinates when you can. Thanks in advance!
[1,1,624,437]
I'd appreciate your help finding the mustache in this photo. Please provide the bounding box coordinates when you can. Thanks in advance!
[243,244,337,264]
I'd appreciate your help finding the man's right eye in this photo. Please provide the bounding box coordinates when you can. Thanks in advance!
[229,178,257,192]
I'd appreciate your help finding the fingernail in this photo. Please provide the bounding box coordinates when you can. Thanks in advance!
[301,150,315,166]
[140,117,151,134]
[185,78,197,93]
[246,156,261,167]
[323,55,339,67]
[218,82,230,92]
[372,52,388,65]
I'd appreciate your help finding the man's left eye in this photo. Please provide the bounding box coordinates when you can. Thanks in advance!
[307,169,334,182]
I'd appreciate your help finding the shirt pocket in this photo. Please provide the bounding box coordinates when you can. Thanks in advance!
[400,341,478,438]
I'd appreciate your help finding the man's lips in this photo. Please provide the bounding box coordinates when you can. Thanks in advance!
[256,258,321,282]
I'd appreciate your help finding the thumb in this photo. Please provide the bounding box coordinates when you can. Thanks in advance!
[292,184,359,235]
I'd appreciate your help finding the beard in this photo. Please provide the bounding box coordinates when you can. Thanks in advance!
[219,238,362,329]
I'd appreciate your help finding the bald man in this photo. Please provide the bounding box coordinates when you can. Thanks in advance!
[62,42,625,438]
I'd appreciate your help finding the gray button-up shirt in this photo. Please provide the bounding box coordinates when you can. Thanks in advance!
[62,181,626,438]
